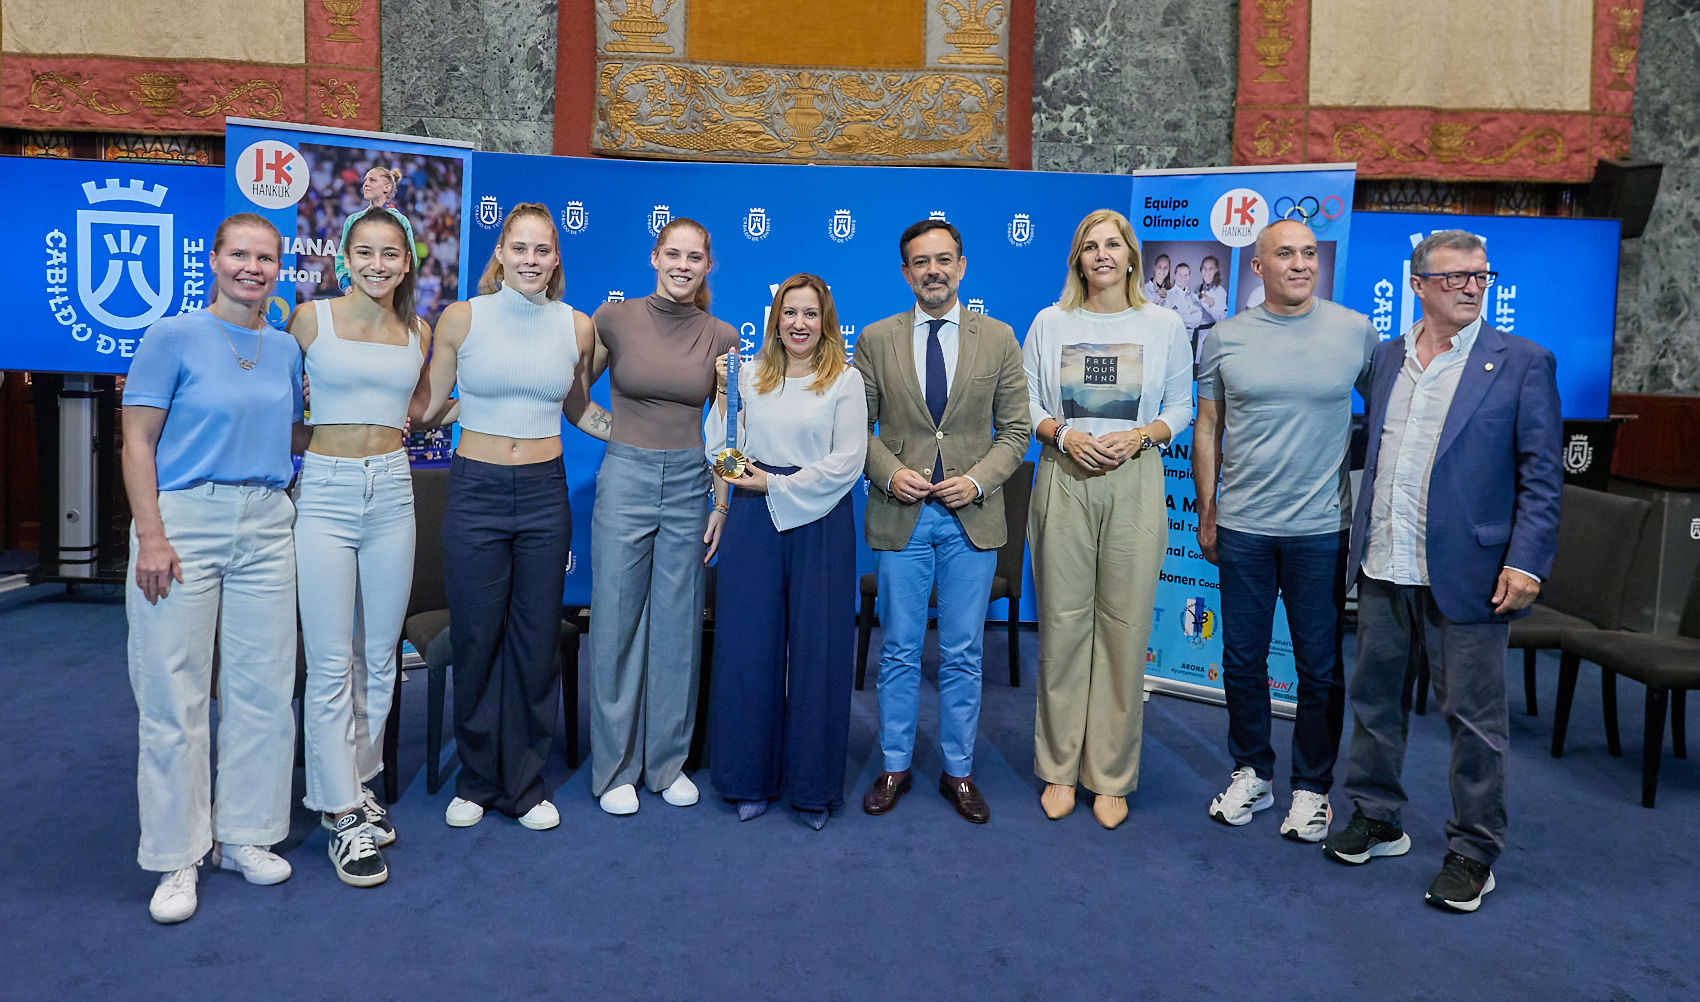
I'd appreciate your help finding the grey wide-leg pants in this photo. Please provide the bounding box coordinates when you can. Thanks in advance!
[589,442,710,796]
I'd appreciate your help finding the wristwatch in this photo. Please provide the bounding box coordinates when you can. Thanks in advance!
[1139,432,1155,453]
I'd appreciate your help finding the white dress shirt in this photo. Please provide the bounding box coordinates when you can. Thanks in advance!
[1362,317,1481,585]
[911,301,962,395]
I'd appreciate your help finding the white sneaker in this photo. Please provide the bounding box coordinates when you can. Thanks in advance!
[1208,766,1273,826]
[148,865,199,924]
[210,843,292,885]
[519,799,560,831]
[661,774,699,807]
[1280,789,1333,843]
[445,797,485,828]
[599,784,640,815]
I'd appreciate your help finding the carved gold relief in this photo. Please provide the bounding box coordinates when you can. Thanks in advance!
[322,0,366,43]
[937,0,1007,67]
[1606,5,1641,91]
[1332,121,1564,166]
[315,77,362,119]
[604,0,678,55]
[1252,116,1298,159]
[1251,0,1295,84]
[597,62,1005,162]
[26,71,286,121]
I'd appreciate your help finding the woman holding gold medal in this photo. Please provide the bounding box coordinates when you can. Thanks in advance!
[706,274,866,829]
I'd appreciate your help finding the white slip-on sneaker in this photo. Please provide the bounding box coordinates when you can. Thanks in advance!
[1279,789,1333,843]
[519,799,560,831]
[444,797,485,828]
[210,843,292,885]
[661,774,699,807]
[599,784,640,815]
[1208,766,1274,826]
[148,865,199,924]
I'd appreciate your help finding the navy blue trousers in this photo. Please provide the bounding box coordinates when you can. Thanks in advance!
[710,473,856,812]
[443,455,570,817]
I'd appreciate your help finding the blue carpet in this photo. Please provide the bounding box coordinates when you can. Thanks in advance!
[1,584,1694,1001]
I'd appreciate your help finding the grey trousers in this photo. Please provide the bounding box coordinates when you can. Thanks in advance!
[589,442,710,796]
[1344,576,1511,865]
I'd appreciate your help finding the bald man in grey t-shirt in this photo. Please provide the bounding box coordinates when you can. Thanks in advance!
[1193,219,1379,844]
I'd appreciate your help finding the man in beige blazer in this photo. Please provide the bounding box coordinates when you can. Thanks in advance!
[854,219,1030,823]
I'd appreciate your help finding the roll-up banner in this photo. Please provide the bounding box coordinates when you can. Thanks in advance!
[222,117,475,466]
[1126,164,1358,715]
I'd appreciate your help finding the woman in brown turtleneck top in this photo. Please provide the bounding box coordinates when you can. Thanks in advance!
[580,217,737,816]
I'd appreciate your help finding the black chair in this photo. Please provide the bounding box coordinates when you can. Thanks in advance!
[686,566,717,773]
[854,459,1035,691]
[1552,566,1700,807]
[1506,485,1650,716]
[395,465,582,796]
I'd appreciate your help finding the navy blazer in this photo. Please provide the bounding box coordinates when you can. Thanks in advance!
[1348,323,1562,625]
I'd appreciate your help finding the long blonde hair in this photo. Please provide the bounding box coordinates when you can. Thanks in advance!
[752,273,845,395]
[477,202,564,300]
[1058,209,1148,312]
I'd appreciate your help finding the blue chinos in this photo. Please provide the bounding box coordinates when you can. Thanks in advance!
[710,466,857,812]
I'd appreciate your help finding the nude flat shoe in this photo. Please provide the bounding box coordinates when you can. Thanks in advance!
[1094,795,1128,830]
[1041,784,1076,820]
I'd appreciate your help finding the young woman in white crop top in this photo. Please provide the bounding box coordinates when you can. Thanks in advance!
[288,207,432,887]
[417,202,607,833]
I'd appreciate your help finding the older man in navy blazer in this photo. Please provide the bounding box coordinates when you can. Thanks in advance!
[1321,230,1561,914]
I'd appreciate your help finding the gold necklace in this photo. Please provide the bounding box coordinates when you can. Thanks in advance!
[215,319,262,370]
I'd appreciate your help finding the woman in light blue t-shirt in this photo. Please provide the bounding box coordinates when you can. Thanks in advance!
[121,213,305,925]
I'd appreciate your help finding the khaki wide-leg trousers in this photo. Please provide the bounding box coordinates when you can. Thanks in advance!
[1029,446,1165,797]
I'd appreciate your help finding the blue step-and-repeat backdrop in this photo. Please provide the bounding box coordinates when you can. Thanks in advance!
[0,119,1620,711]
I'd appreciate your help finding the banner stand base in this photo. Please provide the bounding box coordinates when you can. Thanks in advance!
[1144,677,1297,721]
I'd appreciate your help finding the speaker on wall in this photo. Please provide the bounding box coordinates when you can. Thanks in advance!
[1584,158,1664,239]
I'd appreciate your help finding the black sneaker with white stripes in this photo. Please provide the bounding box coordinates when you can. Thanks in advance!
[327,811,388,888]
[1425,851,1495,913]
[319,785,395,847]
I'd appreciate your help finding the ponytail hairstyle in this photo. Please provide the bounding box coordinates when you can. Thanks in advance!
[477,202,564,300]
[366,164,403,207]
[652,217,713,311]
[346,208,420,328]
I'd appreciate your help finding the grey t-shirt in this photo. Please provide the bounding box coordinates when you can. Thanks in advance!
[1196,299,1380,535]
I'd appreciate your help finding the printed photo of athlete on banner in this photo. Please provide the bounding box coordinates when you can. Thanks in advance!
[1125,164,1357,714]
[223,117,474,466]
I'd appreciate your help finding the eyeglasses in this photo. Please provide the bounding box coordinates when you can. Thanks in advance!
[1415,270,1498,291]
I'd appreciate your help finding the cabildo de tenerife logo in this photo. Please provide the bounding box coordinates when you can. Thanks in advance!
[1007,212,1033,247]
[828,209,855,243]
[235,140,309,209]
[476,196,501,229]
[560,200,588,235]
[966,298,986,314]
[43,178,199,359]
[648,204,672,237]
[1563,433,1593,474]
[743,207,770,241]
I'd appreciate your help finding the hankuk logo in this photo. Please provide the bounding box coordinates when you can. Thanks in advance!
[1563,433,1594,474]
[648,204,673,237]
[235,140,308,209]
[43,178,186,359]
[1209,187,1267,248]
[743,207,770,241]
[561,200,588,235]
[1007,212,1033,247]
[476,196,501,228]
[828,209,856,243]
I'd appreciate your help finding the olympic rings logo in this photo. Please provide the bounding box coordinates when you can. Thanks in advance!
[1272,194,1346,230]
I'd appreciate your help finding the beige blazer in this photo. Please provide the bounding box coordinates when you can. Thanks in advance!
[853,307,1031,551]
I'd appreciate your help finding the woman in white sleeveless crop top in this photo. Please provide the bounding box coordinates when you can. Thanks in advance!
[418,203,607,832]
[287,207,432,887]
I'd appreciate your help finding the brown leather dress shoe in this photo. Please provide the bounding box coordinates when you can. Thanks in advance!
[862,771,912,815]
[938,774,990,824]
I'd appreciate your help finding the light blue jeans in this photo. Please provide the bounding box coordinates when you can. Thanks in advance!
[874,503,997,777]
[294,449,415,815]
[127,483,297,871]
